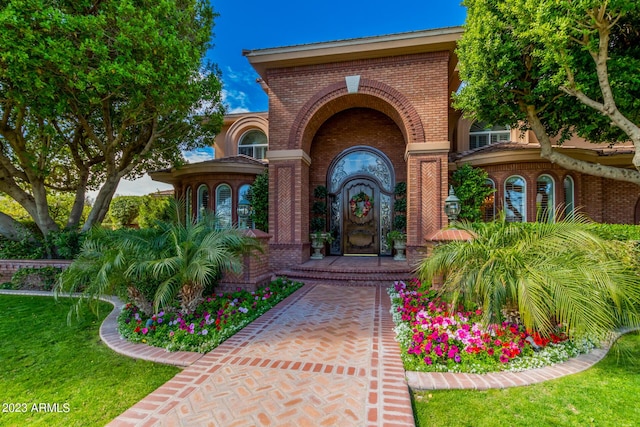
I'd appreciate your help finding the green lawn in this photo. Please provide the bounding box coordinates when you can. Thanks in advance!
[413,332,640,427]
[0,295,180,427]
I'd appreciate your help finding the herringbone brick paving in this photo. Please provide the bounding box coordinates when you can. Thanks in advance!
[108,284,414,426]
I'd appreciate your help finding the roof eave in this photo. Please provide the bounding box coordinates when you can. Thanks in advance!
[244,27,463,80]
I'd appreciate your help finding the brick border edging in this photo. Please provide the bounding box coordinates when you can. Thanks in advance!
[406,348,609,390]
[0,289,203,367]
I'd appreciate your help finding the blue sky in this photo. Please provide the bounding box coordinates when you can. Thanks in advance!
[115,0,467,195]
[209,0,467,113]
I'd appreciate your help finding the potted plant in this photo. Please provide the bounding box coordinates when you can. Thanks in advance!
[386,230,407,261]
[387,182,407,260]
[310,185,330,259]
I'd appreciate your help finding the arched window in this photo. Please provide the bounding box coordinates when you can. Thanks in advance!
[197,184,209,220]
[563,176,575,218]
[536,175,555,222]
[185,186,192,220]
[504,175,526,222]
[238,184,252,228]
[481,178,496,222]
[238,184,251,203]
[238,130,268,160]
[469,122,510,149]
[215,184,232,228]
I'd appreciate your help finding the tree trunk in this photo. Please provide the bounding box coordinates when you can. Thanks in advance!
[82,176,121,232]
[0,212,36,242]
[127,285,154,316]
[526,106,640,186]
[179,282,205,314]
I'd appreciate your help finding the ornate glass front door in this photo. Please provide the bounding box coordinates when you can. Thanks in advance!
[327,146,394,256]
[343,179,379,255]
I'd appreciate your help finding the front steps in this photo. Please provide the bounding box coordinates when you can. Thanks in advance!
[276,256,414,287]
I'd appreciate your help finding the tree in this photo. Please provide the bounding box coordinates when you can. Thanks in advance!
[0,0,224,241]
[417,215,640,341]
[450,164,495,222]
[456,0,640,184]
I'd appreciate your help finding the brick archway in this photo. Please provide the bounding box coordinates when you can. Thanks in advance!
[288,78,425,153]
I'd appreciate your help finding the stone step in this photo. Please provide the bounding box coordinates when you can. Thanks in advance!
[275,268,412,287]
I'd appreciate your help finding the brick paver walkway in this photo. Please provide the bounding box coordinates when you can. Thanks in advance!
[107,284,414,427]
[0,286,617,426]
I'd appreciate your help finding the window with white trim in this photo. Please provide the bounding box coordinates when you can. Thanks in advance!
[536,175,555,222]
[238,130,268,160]
[215,184,232,228]
[469,122,510,149]
[505,175,526,222]
[481,178,496,222]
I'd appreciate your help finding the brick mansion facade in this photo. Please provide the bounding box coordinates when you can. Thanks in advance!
[151,27,640,272]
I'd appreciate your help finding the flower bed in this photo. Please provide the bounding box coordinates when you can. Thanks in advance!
[118,278,302,353]
[389,279,595,373]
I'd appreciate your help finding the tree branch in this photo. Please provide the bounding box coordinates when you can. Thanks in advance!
[525,105,640,185]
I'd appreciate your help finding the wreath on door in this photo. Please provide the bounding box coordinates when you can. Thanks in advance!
[350,192,373,218]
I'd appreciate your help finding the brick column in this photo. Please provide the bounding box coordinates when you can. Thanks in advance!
[405,142,450,265]
[266,149,312,270]
[218,229,273,292]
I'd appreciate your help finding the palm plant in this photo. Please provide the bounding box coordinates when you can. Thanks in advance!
[56,226,158,321]
[58,199,261,318]
[417,214,640,341]
[128,202,261,314]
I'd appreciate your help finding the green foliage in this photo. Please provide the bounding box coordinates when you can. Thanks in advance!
[418,215,640,341]
[310,217,326,233]
[138,196,173,228]
[455,0,640,181]
[393,215,407,232]
[394,182,407,197]
[312,201,327,214]
[313,185,328,199]
[393,182,407,232]
[57,200,261,318]
[0,227,83,260]
[451,164,495,222]
[0,295,179,426]
[248,171,268,232]
[0,0,224,239]
[386,230,407,246]
[587,223,640,241]
[43,228,85,259]
[0,235,43,259]
[310,185,329,233]
[7,266,62,291]
[393,199,407,212]
[108,196,144,228]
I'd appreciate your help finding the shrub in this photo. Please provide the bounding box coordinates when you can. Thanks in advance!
[248,171,268,232]
[9,266,62,291]
[451,164,495,222]
[418,215,640,341]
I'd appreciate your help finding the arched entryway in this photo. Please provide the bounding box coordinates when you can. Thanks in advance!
[327,146,395,256]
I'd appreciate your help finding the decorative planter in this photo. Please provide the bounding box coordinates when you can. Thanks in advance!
[310,233,333,259]
[393,239,407,261]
